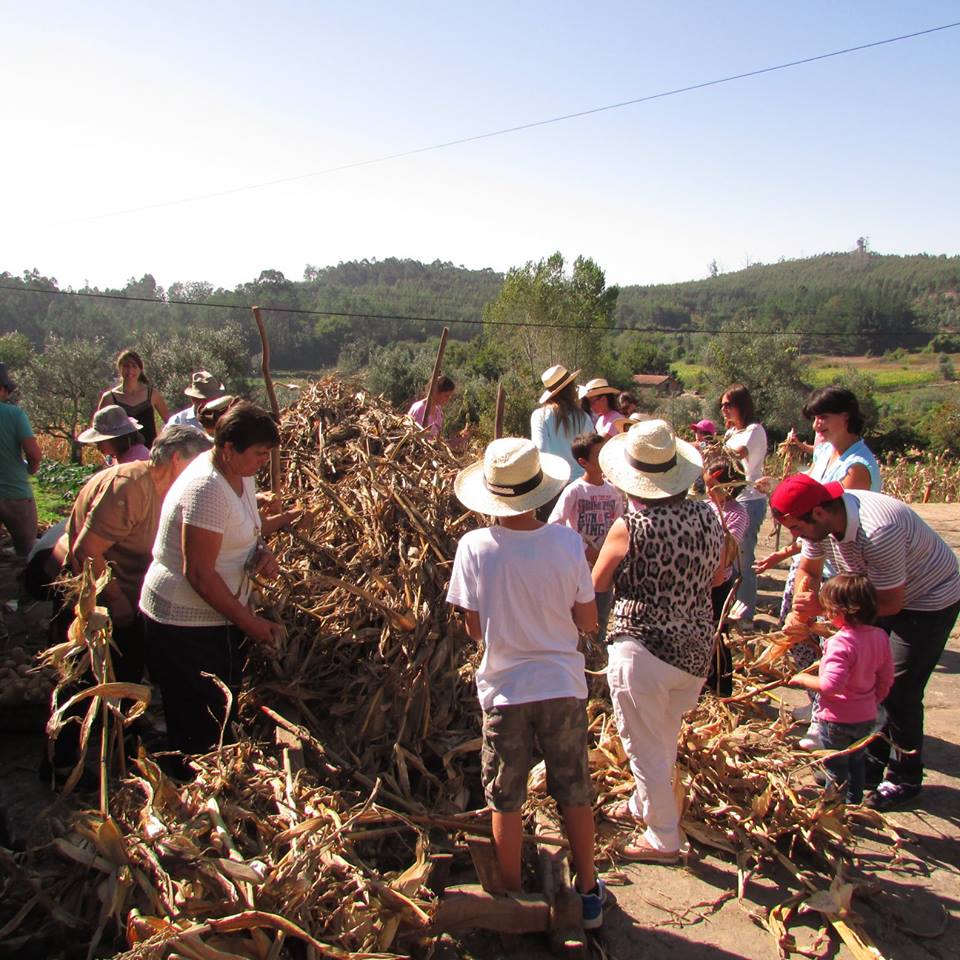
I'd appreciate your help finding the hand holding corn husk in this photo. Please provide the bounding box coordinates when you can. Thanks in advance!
[783,610,816,641]
[793,589,823,620]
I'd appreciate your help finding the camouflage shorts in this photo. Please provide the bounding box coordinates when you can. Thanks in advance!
[481,697,593,812]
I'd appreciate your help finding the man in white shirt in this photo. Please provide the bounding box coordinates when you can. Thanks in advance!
[166,370,226,431]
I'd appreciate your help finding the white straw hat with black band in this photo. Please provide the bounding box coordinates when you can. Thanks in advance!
[599,419,703,499]
[454,437,570,516]
[538,364,581,405]
[78,405,143,443]
[582,377,619,399]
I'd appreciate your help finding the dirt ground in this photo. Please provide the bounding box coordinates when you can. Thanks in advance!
[455,506,960,960]
[1,507,958,959]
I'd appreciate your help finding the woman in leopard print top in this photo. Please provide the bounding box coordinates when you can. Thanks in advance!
[594,420,724,863]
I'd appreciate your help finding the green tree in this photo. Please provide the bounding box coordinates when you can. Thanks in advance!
[138,322,256,399]
[0,332,35,371]
[19,337,113,462]
[482,253,618,385]
[703,323,810,438]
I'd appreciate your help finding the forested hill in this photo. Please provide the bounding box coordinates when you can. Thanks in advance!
[1,251,958,372]
[617,251,960,354]
[0,259,503,372]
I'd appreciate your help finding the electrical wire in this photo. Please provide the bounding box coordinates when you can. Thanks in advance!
[40,21,960,226]
[0,282,950,338]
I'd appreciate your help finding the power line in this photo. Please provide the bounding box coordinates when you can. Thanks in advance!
[41,21,960,227]
[0,282,950,339]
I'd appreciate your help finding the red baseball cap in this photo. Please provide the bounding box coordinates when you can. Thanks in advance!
[770,474,844,518]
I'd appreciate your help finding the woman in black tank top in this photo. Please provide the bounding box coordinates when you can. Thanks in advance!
[98,349,169,447]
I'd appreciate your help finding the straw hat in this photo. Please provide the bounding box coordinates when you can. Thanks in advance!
[538,365,581,405]
[78,405,142,443]
[184,370,226,400]
[454,438,570,516]
[582,378,619,399]
[611,413,645,434]
[599,419,703,499]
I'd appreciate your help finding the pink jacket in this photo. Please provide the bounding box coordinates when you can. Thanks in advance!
[817,624,894,724]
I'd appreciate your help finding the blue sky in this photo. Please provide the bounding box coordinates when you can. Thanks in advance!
[3,2,958,291]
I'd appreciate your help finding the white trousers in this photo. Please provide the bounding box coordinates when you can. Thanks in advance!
[607,639,703,850]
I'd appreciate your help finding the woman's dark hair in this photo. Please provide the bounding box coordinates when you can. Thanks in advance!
[702,450,745,498]
[801,386,865,435]
[721,384,756,425]
[548,381,584,433]
[435,375,455,394]
[107,431,145,455]
[618,391,637,410]
[215,401,280,451]
[820,573,878,626]
[116,349,149,385]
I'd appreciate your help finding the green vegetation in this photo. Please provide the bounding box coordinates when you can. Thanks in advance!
[4,249,960,457]
[31,462,97,524]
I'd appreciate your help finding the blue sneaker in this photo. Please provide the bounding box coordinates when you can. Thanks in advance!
[580,877,606,930]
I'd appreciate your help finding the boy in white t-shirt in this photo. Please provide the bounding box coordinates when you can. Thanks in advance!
[549,432,623,643]
[446,437,605,929]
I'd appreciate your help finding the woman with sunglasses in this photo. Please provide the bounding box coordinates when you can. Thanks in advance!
[720,385,768,631]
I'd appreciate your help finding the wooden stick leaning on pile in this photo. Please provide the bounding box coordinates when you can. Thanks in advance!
[420,326,449,430]
[252,305,282,494]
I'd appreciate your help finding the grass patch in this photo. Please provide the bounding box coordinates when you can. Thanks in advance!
[671,362,707,386]
[31,461,98,526]
[808,366,940,390]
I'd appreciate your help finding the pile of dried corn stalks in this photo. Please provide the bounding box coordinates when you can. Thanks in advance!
[0,380,904,959]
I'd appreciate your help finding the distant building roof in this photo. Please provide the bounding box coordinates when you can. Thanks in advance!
[631,373,676,386]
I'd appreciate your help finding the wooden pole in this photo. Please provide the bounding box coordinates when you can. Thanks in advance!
[493,381,505,439]
[420,326,449,429]
[252,306,282,494]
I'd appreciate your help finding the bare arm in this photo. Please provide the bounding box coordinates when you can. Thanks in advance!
[183,523,283,649]
[463,609,481,642]
[842,463,872,491]
[260,508,301,537]
[592,517,629,593]
[72,527,135,625]
[573,599,598,634]
[784,554,825,636]
[21,436,41,474]
[152,390,170,423]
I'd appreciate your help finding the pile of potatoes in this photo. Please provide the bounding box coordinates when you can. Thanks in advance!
[0,646,52,706]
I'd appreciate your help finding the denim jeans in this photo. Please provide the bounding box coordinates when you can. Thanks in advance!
[822,719,875,803]
[737,496,768,620]
[866,600,960,786]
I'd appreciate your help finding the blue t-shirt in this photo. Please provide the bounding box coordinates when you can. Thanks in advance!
[0,402,35,500]
[811,438,881,492]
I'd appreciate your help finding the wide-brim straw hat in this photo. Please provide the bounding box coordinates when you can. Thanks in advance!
[582,377,619,399]
[538,365,581,405]
[78,405,142,443]
[599,418,703,499]
[184,370,226,400]
[610,413,646,435]
[454,437,570,517]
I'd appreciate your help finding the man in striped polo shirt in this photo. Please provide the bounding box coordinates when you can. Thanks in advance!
[771,473,960,811]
